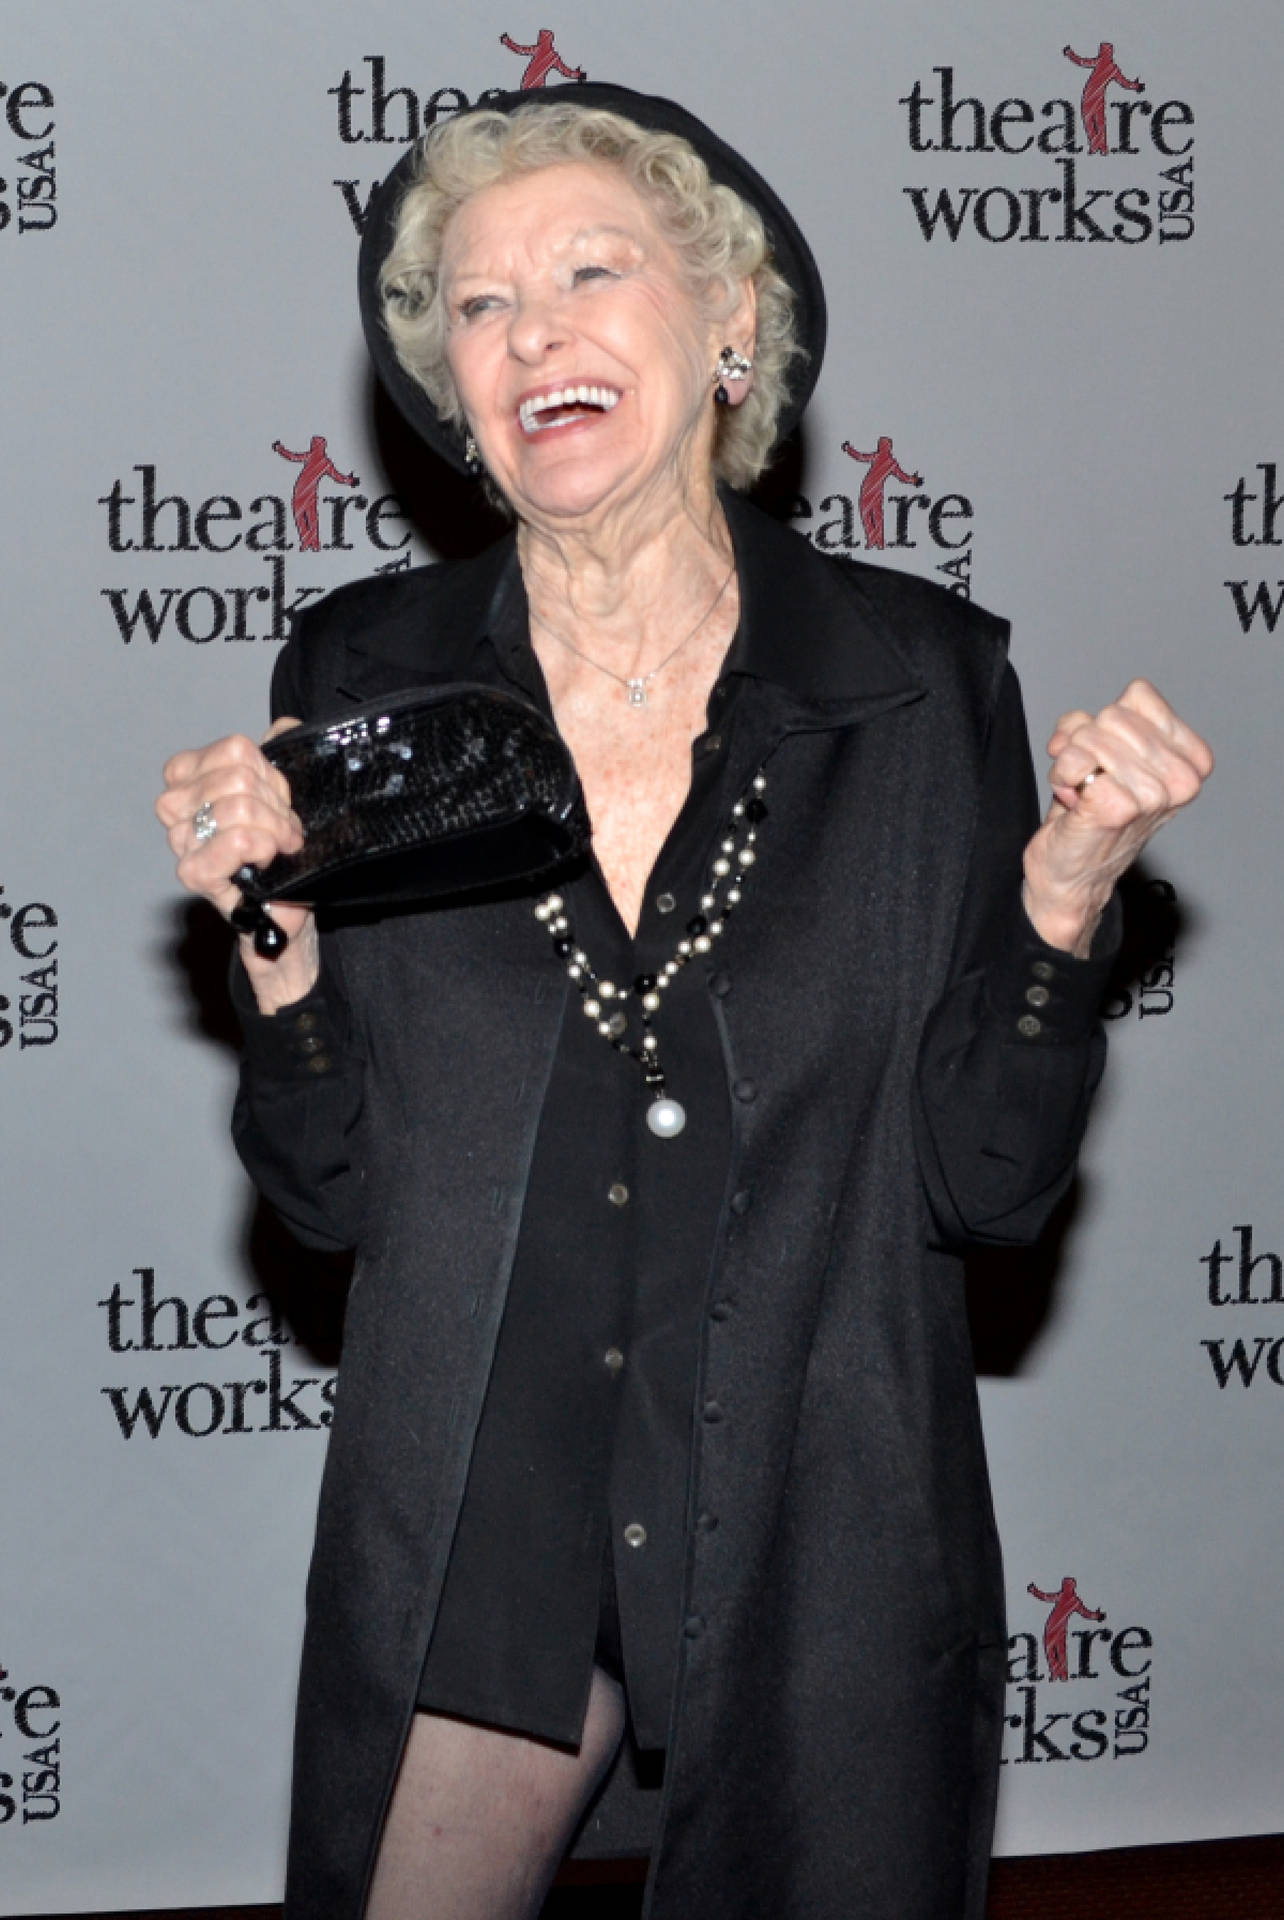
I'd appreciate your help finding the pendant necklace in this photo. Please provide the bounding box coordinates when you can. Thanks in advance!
[534,765,768,1138]
[530,564,735,709]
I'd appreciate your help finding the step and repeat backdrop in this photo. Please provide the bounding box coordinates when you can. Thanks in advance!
[1,0,1279,1909]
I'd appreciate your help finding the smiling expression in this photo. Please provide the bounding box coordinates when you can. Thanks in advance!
[440,160,743,526]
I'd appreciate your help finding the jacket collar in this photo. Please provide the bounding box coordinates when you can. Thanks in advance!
[340,490,924,727]
[718,488,923,723]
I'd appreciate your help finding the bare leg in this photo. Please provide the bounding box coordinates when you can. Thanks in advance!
[365,1665,627,1920]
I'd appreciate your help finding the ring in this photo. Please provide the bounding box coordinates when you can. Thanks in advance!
[193,802,218,844]
[1077,767,1106,792]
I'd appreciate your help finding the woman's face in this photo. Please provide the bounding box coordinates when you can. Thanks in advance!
[440,159,739,529]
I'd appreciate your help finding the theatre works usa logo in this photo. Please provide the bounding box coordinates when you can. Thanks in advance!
[792,432,975,599]
[98,437,413,646]
[0,882,59,1054]
[1002,1576,1154,1765]
[1224,461,1283,635]
[0,71,56,235]
[900,39,1194,246]
[330,28,587,234]
[99,1268,336,1437]
[1199,1224,1284,1391]
[0,1655,62,1827]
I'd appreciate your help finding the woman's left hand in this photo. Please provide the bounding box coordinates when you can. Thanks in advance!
[1021,678,1213,957]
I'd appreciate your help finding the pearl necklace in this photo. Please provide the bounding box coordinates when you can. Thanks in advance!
[534,768,768,1138]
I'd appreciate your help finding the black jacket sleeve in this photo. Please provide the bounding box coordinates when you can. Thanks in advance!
[912,661,1118,1247]
[228,616,368,1252]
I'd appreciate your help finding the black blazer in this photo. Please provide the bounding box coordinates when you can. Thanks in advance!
[234,493,1112,1920]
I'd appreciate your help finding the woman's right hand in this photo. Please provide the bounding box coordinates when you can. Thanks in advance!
[155,720,321,1012]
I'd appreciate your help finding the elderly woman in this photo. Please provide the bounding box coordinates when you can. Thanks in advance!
[157,83,1210,1920]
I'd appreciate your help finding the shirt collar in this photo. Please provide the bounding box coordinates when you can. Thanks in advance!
[340,489,925,726]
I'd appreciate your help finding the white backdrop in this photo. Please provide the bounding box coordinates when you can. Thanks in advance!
[1,0,1280,1908]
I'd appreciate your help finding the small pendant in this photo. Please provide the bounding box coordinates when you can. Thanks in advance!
[646,1095,687,1139]
[626,678,648,708]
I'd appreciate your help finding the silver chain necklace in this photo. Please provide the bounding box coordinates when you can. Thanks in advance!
[530,563,735,708]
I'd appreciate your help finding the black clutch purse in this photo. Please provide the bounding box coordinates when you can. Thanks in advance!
[230,684,591,959]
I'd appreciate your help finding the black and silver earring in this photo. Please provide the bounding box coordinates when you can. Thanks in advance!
[464,434,482,475]
[713,345,753,405]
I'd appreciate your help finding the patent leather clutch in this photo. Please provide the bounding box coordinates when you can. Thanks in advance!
[230,684,591,958]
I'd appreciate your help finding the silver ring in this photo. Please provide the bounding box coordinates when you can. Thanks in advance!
[1077,767,1106,792]
[192,802,218,844]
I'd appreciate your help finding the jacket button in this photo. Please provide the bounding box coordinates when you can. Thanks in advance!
[623,1522,647,1549]
[709,1299,733,1322]
[604,1347,625,1374]
[294,1011,319,1033]
[684,1615,706,1639]
[1031,960,1056,982]
[732,1078,757,1103]
[696,1510,720,1534]
[730,1189,752,1215]
[1025,984,1051,1008]
[708,970,732,998]
[607,1182,629,1207]
[656,891,677,914]
[703,1400,723,1423]
[1016,1014,1043,1039]
[305,1054,332,1074]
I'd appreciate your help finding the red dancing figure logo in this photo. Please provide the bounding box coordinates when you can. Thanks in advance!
[1028,1576,1106,1681]
[499,29,586,89]
[840,435,924,550]
[1063,41,1145,155]
[272,435,358,553]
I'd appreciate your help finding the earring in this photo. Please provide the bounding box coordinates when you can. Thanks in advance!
[713,345,753,406]
[464,434,482,476]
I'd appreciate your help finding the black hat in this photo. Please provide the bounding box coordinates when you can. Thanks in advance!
[357,80,827,476]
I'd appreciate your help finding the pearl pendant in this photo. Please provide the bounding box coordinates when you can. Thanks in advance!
[646,1095,687,1139]
[627,678,648,707]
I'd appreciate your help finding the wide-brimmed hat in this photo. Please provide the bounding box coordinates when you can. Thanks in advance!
[357,80,827,476]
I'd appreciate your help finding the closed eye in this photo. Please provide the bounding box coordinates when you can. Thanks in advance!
[572,264,618,285]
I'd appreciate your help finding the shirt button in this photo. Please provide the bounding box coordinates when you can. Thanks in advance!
[703,1400,724,1423]
[1031,960,1056,982]
[732,1077,757,1103]
[708,971,732,998]
[298,1033,325,1054]
[623,1522,647,1549]
[729,1189,752,1215]
[1017,1014,1043,1039]
[294,1011,319,1033]
[1025,984,1051,1008]
[607,1182,630,1207]
[604,1347,625,1374]
[655,891,677,914]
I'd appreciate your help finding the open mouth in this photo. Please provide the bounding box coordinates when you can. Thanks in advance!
[518,385,622,435]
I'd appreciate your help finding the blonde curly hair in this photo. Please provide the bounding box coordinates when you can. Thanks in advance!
[378,101,803,493]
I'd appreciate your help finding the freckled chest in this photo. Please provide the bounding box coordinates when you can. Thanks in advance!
[536,619,737,936]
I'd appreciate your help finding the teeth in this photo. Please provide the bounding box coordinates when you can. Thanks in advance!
[519,385,621,432]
